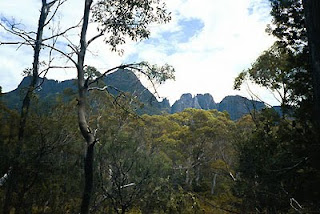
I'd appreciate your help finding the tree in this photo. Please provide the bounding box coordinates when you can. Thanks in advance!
[302,0,320,129]
[233,1,320,212]
[234,43,310,115]
[0,1,73,212]
[141,109,240,213]
[65,1,173,213]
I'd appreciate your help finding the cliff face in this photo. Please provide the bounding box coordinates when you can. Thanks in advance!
[171,94,265,120]
[218,95,265,120]
[171,93,201,113]
[2,69,170,115]
[196,93,217,110]
[171,93,218,113]
[3,70,266,120]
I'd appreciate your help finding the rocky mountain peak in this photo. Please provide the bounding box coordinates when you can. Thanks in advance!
[195,93,217,110]
[4,70,266,120]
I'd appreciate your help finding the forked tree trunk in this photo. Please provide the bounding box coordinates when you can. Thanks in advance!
[78,0,95,214]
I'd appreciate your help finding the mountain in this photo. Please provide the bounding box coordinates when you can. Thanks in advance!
[218,95,265,120]
[171,93,201,113]
[2,69,266,120]
[171,93,217,113]
[1,69,170,115]
[2,76,77,110]
[102,69,170,114]
[171,93,265,120]
[196,93,218,110]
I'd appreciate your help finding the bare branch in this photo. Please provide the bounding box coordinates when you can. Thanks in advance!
[0,22,34,47]
[290,198,303,214]
[44,0,67,27]
[43,19,82,42]
[88,63,142,86]
[245,83,273,108]
[0,41,32,46]
[41,43,77,65]
[87,31,104,46]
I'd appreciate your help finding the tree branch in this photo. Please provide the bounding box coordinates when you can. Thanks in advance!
[41,43,77,65]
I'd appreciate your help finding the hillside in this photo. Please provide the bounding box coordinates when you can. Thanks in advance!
[2,70,265,120]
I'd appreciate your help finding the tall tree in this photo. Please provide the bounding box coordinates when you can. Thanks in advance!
[71,1,172,213]
[0,1,69,212]
[302,0,320,129]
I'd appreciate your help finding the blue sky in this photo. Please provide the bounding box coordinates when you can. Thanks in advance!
[0,0,277,105]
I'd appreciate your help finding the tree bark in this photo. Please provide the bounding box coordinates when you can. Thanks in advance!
[302,0,320,170]
[303,0,320,128]
[78,1,95,214]
[3,1,51,213]
[211,173,217,195]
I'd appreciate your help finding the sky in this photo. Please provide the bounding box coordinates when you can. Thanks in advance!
[0,0,277,106]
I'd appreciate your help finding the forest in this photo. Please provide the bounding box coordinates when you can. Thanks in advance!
[0,0,320,213]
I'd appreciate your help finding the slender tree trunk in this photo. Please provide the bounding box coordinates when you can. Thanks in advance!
[78,1,95,214]
[303,0,320,170]
[195,165,200,186]
[3,1,51,213]
[211,173,217,195]
[81,143,95,213]
[303,0,320,128]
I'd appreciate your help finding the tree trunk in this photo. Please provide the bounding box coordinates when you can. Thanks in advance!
[303,0,320,128]
[80,143,95,214]
[211,173,217,195]
[3,1,51,213]
[303,0,320,170]
[195,165,200,186]
[78,1,95,214]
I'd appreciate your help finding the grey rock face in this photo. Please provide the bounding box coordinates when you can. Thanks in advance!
[171,93,202,113]
[218,95,265,120]
[195,93,217,110]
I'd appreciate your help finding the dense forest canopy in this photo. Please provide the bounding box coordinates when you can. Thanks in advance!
[0,0,320,213]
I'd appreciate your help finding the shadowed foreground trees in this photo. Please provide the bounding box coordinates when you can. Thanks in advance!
[0,1,75,212]
[233,0,320,212]
[302,0,320,129]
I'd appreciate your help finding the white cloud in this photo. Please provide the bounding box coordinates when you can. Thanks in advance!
[125,0,276,105]
[0,0,278,106]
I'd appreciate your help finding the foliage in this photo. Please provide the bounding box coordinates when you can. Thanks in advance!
[91,0,171,51]
[267,0,307,52]
[2,0,320,213]
[234,43,311,111]
[233,1,320,213]
[1,92,241,213]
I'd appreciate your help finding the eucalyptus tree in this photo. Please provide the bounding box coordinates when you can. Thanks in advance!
[302,0,320,129]
[234,43,304,115]
[54,1,174,213]
[233,2,320,211]
[267,0,320,126]
[0,1,77,212]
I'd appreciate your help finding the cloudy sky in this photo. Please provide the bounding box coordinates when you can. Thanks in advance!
[0,0,277,105]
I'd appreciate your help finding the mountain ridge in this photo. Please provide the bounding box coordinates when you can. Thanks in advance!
[2,69,266,120]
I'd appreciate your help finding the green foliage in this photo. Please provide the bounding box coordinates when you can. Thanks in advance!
[267,0,307,52]
[84,66,102,81]
[235,109,320,213]
[233,1,320,212]
[138,62,175,84]
[91,0,171,51]
[234,43,310,111]
[0,97,85,213]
